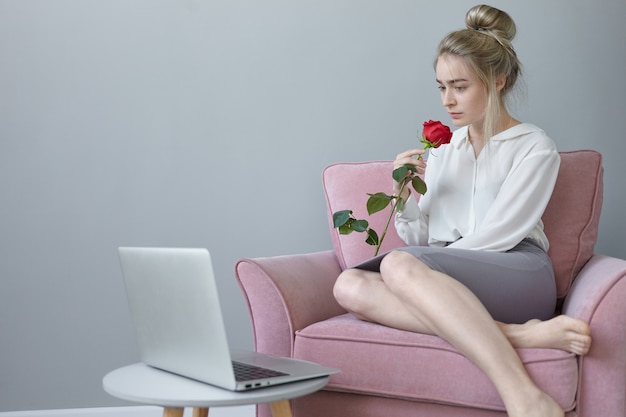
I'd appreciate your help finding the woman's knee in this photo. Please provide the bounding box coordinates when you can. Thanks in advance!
[333,269,364,308]
[379,250,434,291]
[380,250,427,278]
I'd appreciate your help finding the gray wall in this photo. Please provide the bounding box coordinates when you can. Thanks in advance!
[1,0,624,411]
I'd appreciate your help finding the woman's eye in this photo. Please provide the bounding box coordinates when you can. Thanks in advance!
[437,85,445,91]
[455,86,466,91]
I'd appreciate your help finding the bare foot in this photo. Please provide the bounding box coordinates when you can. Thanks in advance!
[499,315,591,355]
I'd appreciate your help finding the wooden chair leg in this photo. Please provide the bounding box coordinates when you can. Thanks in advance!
[270,400,293,417]
[192,408,209,417]
[162,408,184,417]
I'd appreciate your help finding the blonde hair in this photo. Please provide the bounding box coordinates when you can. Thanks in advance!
[435,4,522,142]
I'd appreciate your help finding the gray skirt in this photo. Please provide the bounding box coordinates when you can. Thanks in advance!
[354,239,557,324]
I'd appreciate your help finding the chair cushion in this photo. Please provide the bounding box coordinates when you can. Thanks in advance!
[323,150,603,299]
[294,314,578,412]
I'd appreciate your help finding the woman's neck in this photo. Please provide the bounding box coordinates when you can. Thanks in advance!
[467,127,484,157]
[468,114,520,157]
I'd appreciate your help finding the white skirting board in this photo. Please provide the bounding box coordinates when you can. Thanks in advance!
[0,406,255,417]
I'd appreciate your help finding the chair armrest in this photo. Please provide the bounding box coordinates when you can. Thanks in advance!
[562,254,626,417]
[235,250,346,358]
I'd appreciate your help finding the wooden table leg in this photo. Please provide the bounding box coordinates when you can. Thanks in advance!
[270,400,293,417]
[162,408,184,417]
[192,408,209,417]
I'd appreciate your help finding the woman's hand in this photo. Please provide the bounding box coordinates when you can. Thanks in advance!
[393,149,427,198]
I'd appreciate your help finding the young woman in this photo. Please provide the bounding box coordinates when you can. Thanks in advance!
[332,5,592,417]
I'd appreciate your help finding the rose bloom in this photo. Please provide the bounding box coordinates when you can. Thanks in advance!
[422,120,453,149]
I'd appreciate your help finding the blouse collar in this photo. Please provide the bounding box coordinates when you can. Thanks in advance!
[451,123,544,150]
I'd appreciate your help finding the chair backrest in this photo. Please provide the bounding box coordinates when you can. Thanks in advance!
[323,150,603,299]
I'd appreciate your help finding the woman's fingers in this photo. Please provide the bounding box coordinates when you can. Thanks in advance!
[393,149,426,172]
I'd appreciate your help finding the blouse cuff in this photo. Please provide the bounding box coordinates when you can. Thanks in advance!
[395,195,421,222]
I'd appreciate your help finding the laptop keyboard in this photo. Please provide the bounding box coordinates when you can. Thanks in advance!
[232,360,289,381]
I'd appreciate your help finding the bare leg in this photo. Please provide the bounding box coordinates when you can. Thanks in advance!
[333,250,584,417]
[334,260,591,355]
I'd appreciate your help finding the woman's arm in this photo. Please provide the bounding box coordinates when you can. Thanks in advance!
[393,148,434,247]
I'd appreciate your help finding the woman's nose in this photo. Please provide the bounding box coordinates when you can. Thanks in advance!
[442,90,455,106]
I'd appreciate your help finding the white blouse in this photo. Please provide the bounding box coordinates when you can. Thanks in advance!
[395,123,560,252]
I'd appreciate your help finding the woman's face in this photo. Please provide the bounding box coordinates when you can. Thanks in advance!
[435,54,489,130]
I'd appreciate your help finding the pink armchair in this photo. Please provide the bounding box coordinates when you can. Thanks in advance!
[235,150,626,417]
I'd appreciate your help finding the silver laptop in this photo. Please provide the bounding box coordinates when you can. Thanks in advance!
[118,247,339,391]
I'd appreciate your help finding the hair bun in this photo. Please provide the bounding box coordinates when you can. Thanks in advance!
[465,4,516,42]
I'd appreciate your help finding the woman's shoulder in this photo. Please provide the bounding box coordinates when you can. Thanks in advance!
[493,122,544,139]
[493,123,556,150]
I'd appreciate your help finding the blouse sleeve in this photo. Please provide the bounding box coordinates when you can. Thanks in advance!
[393,153,439,247]
[447,147,560,251]
[394,195,430,246]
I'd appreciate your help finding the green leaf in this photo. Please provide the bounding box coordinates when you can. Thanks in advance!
[365,228,379,246]
[333,210,352,228]
[396,196,405,212]
[392,164,416,183]
[392,166,409,183]
[366,192,392,215]
[351,219,369,232]
[412,176,427,195]
[338,224,354,235]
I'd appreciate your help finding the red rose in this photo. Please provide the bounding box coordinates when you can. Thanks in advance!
[421,120,453,148]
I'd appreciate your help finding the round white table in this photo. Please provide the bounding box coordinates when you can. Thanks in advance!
[103,363,329,417]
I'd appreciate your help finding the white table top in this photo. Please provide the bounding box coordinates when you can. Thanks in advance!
[103,363,329,408]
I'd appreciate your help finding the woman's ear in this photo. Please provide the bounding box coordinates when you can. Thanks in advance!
[495,74,507,92]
